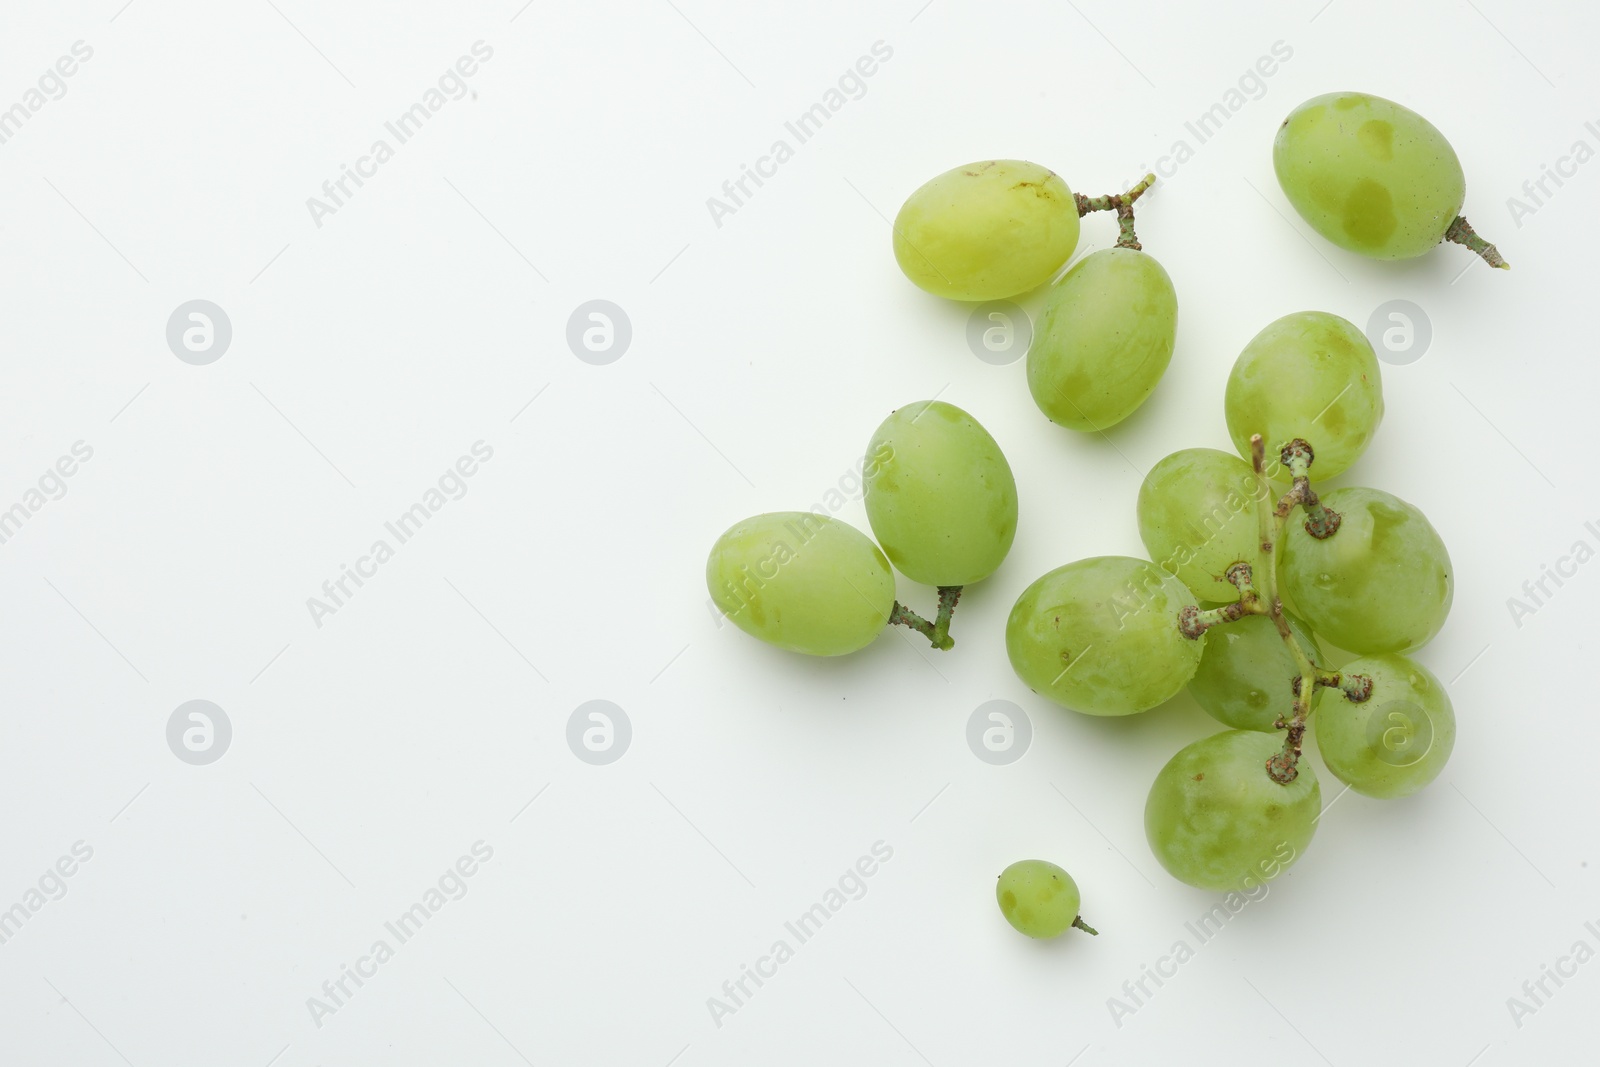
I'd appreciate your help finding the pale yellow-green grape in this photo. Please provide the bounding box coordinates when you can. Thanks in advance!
[1189,612,1318,732]
[1314,653,1455,798]
[893,160,1080,301]
[864,400,1017,586]
[706,513,893,656]
[1224,311,1383,481]
[1137,448,1269,602]
[1274,92,1466,260]
[1006,556,1202,716]
[996,860,1095,939]
[1281,487,1452,654]
[1145,730,1320,891]
[1027,248,1178,431]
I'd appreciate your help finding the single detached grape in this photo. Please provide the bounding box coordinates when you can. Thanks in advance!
[1145,730,1320,891]
[1006,556,1202,716]
[1281,487,1452,654]
[1274,92,1466,260]
[1189,612,1319,732]
[1315,653,1455,798]
[996,859,1096,939]
[864,400,1018,586]
[1224,311,1383,481]
[1027,247,1178,431]
[1137,448,1268,603]
[893,160,1080,301]
[706,512,893,656]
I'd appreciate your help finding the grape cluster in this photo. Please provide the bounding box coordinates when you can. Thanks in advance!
[708,90,1490,928]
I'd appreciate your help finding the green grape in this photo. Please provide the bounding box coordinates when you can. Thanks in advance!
[1281,487,1452,654]
[1145,730,1320,891]
[1027,248,1178,431]
[996,860,1094,939]
[1136,448,1268,602]
[1189,612,1318,732]
[706,512,893,656]
[893,160,1080,301]
[1006,556,1202,716]
[1274,92,1466,260]
[1224,311,1383,481]
[864,400,1017,586]
[1315,653,1455,798]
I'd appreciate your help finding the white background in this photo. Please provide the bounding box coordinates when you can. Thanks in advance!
[1,0,1596,1064]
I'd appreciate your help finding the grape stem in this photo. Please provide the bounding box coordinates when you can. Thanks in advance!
[1176,434,1371,785]
[1248,435,1321,783]
[888,586,962,651]
[1075,173,1157,251]
[1178,561,1267,637]
[1444,215,1509,270]
[1072,915,1099,936]
[1274,440,1341,539]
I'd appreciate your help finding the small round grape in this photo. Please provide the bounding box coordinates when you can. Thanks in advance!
[996,860,1097,939]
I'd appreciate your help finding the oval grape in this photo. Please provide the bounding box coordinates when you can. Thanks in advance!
[996,859,1091,939]
[864,400,1018,586]
[893,160,1080,301]
[706,512,894,656]
[1281,487,1452,654]
[1189,612,1319,733]
[1027,247,1178,431]
[1145,730,1320,891]
[1137,448,1269,603]
[1315,653,1455,798]
[1224,311,1383,481]
[1006,556,1202,716]
[1274,92,1465,260]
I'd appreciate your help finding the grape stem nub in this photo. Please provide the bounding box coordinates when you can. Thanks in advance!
[1178,596,1265,639]
[888,586,963,651]
[1075,173,1157,251]
[1072,915,1099,936]
[1444,215,1509,270]
[932,585,962,647]
[1274,439,1341,539]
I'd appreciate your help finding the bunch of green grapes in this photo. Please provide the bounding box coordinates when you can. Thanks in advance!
[1130,310,1456,890]
[706,400,1015,655]
[712,101,1487,916]
[1003,307,1456,891]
